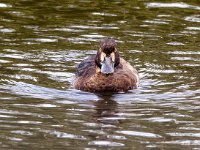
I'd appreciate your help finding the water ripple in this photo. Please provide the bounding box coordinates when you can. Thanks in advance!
[25,38,58,43]
[146,2,200,10]
[88,140,124,147]
[186,27,200,31]
[11,130,33,136]
[42,130,87,140]
[166,132,200,138]
[160,140,200,146]
[0,3,12,8]
[185,15,200,23]
[166,42,185,46]
[116,130,162,138]
[0,28,15,33]
[144,117,175,123]
[92,12,117,17]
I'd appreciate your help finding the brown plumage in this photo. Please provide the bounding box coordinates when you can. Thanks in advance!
[74,37,139,92]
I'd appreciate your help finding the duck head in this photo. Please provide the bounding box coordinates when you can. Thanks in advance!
[95,37,120,75]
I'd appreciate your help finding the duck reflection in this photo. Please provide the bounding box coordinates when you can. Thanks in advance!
[92,94,120,125]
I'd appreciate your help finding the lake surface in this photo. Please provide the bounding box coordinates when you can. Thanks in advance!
[0,0,200,149]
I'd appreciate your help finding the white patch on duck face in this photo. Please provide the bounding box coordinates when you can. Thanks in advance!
[100,52,106,62]
[110,52,115,62]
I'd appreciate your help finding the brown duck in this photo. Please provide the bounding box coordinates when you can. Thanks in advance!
[74,37,139,92]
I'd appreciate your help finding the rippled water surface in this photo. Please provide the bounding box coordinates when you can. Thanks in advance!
[1,0,200,149]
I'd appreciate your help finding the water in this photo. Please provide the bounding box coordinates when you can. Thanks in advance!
[0,0,200,149]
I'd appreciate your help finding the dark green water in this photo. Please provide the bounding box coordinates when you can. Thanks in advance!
[0,0,200,149]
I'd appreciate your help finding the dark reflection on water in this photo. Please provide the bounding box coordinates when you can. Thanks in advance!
[1,0,200,149]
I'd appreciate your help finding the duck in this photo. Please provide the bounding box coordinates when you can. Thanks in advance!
[73,37,139,92]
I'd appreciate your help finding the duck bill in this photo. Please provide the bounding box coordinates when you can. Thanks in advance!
[101,57,114,74]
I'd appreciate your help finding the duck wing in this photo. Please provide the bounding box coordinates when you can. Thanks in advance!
[76,55,96,77]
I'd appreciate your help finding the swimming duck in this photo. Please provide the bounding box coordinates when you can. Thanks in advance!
[74,37,139,92]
